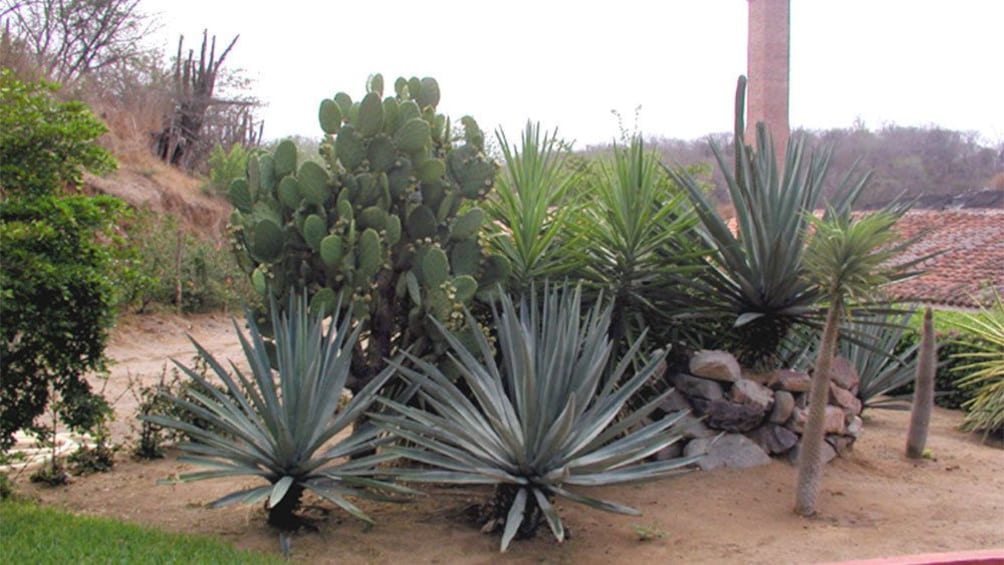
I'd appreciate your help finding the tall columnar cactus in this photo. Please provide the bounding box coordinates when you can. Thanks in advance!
[228,74,510,391]
[906,307,937,458]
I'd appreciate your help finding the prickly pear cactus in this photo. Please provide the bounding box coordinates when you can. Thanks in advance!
[228,74,510,390]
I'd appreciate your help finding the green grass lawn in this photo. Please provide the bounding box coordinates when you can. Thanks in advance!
[0,500,285,564]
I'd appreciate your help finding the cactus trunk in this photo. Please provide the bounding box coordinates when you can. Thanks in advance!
[906,307,936,458]
[795,293,843,517]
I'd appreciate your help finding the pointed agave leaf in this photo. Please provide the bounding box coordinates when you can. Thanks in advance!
[268,476,295,509]
[209,485,272,508]
[549,485,641,516]
[500,487,527,552]
[533,488,564,543]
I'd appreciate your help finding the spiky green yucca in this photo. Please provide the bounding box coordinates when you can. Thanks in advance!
[953,288,1004,437]
[142,295,410,530]
[375,285,699,552]
[485,122,580,291]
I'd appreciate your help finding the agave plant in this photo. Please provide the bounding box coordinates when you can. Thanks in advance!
[952,288,1004,437]
[663,77,868,367]
[142,294,410,531]
[374,284,699,552]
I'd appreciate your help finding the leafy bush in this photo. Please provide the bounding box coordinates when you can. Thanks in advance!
[377,284,698,551]
[0,195,121,450]
[123,212,254,313]
[204,143,252,195]
[0,68,116,196]
[142,295,409,531]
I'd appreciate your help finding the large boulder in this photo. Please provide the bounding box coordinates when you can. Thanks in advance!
[770,390,796,424]
[830,356,860,391]
[689,350,741,383]
[747,424,799,455]
[658,388,693,416]
[675,413,717,440]
[829,382,862,416]
[705,398,768,432]
[772,369,812,393]
[730,379,775,412]
[787,406,846,435]
[788,439,838,465]
[672,373,724,403]
[685,433,771,471]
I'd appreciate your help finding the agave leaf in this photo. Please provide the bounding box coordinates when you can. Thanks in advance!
[549,485,641,516]
[268,476,295,509]
[208,485,272,508]
[533,488,564,543]
[307,484,375,525]
[500,487,527,552]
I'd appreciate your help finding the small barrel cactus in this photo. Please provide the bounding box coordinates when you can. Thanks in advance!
[228,74,511,390]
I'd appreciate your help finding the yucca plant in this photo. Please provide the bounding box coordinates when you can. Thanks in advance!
[796,208,916,516]
[484,122,581,290]
[573,136,703,348]
[142,294,410,531]
[663,77,867,368]
[952,288,1004,438]
[374,284,700,552]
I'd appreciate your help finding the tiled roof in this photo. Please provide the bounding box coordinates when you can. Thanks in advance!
[885,209,1004,308]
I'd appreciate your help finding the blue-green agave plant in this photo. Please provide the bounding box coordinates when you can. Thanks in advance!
[142,294,412,530]
[375,284,700,551]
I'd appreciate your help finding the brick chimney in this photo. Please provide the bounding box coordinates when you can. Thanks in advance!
[746,0,790,157]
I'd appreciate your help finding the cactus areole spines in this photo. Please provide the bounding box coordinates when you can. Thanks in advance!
[228,74,510,391]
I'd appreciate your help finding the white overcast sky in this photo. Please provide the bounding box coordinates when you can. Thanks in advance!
[140,0,1004,147]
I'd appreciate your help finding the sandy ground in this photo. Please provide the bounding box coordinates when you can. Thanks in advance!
[14,312,1004,564]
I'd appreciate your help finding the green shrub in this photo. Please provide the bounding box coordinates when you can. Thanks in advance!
[0,195,122,450]
[204,143,252,195]
[951,290,1004,436]
[0,69,116,196]
[123,212,254,313]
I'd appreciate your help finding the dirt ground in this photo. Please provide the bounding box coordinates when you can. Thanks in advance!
[15,312,1004,564]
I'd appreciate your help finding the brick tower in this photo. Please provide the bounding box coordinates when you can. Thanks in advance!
[746,0,790,157]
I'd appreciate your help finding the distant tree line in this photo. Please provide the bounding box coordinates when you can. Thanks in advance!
[639,125,1004,209]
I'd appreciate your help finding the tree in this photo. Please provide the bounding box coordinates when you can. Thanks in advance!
[0,70,120,450]
[1,0,155,84]
[794,208,916,516]
[905,307,936,458]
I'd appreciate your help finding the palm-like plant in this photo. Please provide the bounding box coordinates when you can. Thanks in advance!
[664,77,867,367]
[573,136,703,347]
[375,284,699,551]
[142,294,409,531]
[795,209,915,516]
[952,288,1004,437]
[484,122,581,290]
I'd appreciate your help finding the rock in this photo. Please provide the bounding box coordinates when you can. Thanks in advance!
[830,356,860,390]
[730,379,775,412]
[773,369,812,392]
[675,413,716,439]
[747,424,799,455]
[689,350,741,383]
[672,373,724,403]
[658,389,692,416]
[770,390,795,424]
[741,368,778,388]
[846,415,864,438]
[788,439,837,465]
[826,434,855,456]
[705,398,768,432]
[685,433,771,471]
[655,441,684,461]
[787,406,846,435]
[829,383,862,416]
